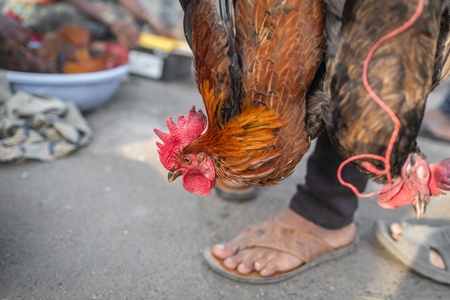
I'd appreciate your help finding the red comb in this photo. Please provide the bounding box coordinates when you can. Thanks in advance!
[154,107,207,171]
[429,158,450,196]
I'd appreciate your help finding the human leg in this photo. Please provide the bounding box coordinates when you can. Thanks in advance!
[420,93,450,142]
[439,94,450,117]
[290,130,367,229]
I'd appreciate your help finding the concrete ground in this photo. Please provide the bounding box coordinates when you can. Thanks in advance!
[2,1,450,298]
[1,69,450,300]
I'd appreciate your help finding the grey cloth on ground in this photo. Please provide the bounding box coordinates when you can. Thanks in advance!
[0,70,93,163]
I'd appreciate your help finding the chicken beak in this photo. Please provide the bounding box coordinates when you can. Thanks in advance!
[168,169,182,183]
[412,193,427,220]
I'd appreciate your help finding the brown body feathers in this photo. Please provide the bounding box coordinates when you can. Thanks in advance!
[179,0,325,186]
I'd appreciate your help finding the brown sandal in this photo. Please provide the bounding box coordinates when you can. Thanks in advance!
[203,217,358,283]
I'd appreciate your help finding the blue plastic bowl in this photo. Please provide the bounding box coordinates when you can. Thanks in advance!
[6,64,129,112]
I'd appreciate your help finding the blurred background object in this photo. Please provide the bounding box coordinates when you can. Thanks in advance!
[7,64,129,112]
[0,0,187,111]
[0,0,184,74]
[128,32,192,81]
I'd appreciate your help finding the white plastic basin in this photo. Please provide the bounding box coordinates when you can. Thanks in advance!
[6,64,129,112]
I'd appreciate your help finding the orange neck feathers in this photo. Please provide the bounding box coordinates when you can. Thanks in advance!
[184,83,286,183]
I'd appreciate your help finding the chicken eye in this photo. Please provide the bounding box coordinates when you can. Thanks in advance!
[183,157,192,164]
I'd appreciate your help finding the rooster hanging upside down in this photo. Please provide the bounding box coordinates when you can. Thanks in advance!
[154,0,325,195]
[321,0,450,218]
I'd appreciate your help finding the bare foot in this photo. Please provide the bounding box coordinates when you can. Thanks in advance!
[422,108,450,141]
[212,208,356,277]
[390,223,445,269]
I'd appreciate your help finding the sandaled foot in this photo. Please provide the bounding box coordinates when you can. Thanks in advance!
[214,179,258,201]
[204,208,358,283]
[390,223,445,269]
[374,220,450,285]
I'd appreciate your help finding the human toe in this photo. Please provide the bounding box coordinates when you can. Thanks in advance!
[253,249,281,271]
[236,262,253,274]
[390,222,403,240]
[222,249,257,272]
[260,253,302,277]
[254,255,270,271]
[223,256,240,270]
[212,241,238,259]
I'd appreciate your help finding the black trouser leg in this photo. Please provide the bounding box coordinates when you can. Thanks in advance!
[289,131,368,229]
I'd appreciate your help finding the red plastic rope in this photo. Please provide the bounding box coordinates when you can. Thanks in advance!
[337,0,425,198]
